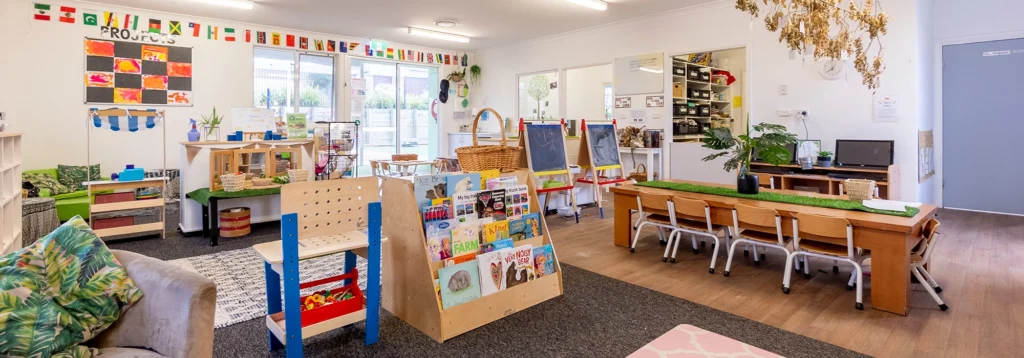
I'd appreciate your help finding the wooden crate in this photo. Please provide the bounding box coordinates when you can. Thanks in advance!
[380,169,564,343]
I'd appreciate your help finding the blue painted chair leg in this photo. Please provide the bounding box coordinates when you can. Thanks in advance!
[281,213,304,358]
[575,212,580,223]
[365,202,382,345]
[265,262,284,351]
[599,207,604,219]
[344,250,357,286]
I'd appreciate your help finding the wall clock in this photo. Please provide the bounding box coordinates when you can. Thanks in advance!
[818,59,846,81]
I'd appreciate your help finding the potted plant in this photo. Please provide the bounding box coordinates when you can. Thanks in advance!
[701,114,797,194]
[469,64,482,85]
[817,150,833,167]
[446,68,466,83]
[198,107,223,141]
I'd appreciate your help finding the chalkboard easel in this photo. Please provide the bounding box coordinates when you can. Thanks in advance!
[576,119,630,219]
[518,119,579,223]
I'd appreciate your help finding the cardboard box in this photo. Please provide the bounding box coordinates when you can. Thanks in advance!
[672,83,684,98]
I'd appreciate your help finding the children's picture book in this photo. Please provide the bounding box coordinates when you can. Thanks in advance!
[425,219,456,262]
[503,185,530,220]
[482,220,510,243]
[451,224,481,257]
[414,174,449,209]
[480,238,514,253]
[533,244,555,278]
[431,197,452,206]
[422,203,452,223]
[476,249,506,296]
[446,173,481,194]
[452,190,481,223]
[485,176,518,190]
[476,189,507,221]
[444,252,477,267]
[439,260,481,309]
[501,244,535,288]
[475,169,500,190]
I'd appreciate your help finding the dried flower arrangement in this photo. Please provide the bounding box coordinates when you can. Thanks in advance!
[736,0,890,89]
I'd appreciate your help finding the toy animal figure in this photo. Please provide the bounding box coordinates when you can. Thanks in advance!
[506,263,530,288]
[447,270,472,292]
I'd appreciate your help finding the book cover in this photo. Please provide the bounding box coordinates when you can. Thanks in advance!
[480,238,514,253]
[286,113,308,139]
[439,260,481,309]
[475,169,500,190]
[414,174,449,209]
[446,173,481,194]
[504,185,530,220]
[476,189,507,220]
[501,244,535,288]
[485,176,518,190]
[533,244,555,278]
[482,220,510,243]
[476,249,506,296]
[452,190,481,223]
[451,224,481,257]
[431,197,452,206]
[444,252,477,267]
[425,219,456,262]
[422,203,453,223]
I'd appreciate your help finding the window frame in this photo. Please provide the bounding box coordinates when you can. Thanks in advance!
[252,46,345,122]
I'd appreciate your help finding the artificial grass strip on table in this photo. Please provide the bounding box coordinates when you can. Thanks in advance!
[635,181,919,217]
[186,187,281,206]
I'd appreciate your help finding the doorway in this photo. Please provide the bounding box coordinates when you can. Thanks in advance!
[350,59,439,170]
[942,38,1024,215]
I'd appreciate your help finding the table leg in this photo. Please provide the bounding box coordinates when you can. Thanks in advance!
[201,204,210,238]
[264,262,284,351]
[861,229,912,315]
[613,192,636,247]
[210,198,219,246]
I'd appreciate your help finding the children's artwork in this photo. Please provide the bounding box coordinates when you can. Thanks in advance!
[504,185,530,220]
[476,250,506,296]
[286,113,308,139]
[446,173,481,195]
[480,238,514,254]
[476,189,506,220]
[439,260,481,309]
[533,245,555,278]
[451,224,481,257]
[502,245,535,288]
[84,38,193,106]
[482,220,510,244]
[425,219,457,262]
[509,213,542,241]
[414,174,448,209]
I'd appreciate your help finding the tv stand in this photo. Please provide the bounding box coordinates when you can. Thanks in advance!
[749,163,900,200]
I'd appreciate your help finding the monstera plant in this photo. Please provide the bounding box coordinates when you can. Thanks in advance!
[702,114,797,194]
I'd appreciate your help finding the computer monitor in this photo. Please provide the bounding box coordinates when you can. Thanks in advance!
[834,140,894,168]
[752,141,797,163]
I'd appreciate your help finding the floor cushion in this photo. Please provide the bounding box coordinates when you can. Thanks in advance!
[97,347,167,358]
[57,164,102,192]
[55,195,93,221]
[0,216,144,357]
[24,172,74,196]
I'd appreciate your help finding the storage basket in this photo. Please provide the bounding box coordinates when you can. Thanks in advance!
[844,179,876,201]
[455,108,522,172]
[629,164,649,183]
[288,169,310,183]
[251,177,274,187]
[220,173,246,192]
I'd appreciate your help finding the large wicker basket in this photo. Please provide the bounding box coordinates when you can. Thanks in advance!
[455,108,522,172]
[220,173,246,192]
[844,179,876,201]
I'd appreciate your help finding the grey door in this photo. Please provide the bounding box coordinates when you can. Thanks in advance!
[942,39,1024,215]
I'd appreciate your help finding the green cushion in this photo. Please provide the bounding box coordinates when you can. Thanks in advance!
[0,216,144,357]
[55,196,91,222]
[23,172,73,196]
[24,168,59,178]
[57,164,101,192]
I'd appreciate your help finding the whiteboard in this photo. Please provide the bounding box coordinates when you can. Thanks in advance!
[231,108,276,133]
[614,52,664,95]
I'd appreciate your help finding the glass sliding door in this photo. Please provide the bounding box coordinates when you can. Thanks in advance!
[298,53,335,122]
[398,64,439,159]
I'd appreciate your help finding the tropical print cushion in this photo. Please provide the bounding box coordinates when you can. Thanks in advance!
[23,172,74,196]
[0,216,144,358]
[57,164,101,192]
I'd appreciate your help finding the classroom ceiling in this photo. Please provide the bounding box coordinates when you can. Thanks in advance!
[87,0,715,51]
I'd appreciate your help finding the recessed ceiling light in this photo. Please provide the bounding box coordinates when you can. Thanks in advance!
[408,27,470,43]
[188,0,254,10]
[435,20,458,28]
[564,0,607,11]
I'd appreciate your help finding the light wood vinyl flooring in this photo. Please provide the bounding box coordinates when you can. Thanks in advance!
[546,197,1024,357]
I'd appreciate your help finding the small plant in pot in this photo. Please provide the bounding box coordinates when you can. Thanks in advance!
[817,150,833,167]
[701,114,797,194]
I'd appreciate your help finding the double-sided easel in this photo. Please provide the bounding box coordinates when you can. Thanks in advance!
[576,119,629,219]
[518,118,579,223]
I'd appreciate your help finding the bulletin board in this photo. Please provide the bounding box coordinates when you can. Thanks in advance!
[231,108,276,132]
[84,38,193,106]
[613,52,664,96]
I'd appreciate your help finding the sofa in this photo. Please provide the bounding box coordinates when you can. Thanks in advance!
[23,168,109,221]
[87,250,217,358]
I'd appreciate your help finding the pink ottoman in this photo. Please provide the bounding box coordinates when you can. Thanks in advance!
[629,324,783,358]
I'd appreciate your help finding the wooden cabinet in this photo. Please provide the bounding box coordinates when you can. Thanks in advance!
[209,149,236,192]
[270,148,302,177]
[235,148,270,177]
[0,133,23,255]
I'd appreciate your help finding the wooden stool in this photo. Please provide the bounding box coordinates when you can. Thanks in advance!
[219,207,251,238]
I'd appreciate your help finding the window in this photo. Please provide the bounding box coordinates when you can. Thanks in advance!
[518,72,559,121]
[604,83,613,121]
[254,48,337,123]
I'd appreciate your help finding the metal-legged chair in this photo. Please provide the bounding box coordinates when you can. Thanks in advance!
[723,204,796,277]
[665,196,730,274]
[629,193,675,260]
[909,218,948,310]
[784,212,866,310]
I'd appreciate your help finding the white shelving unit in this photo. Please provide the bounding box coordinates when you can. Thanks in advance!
[671,57,734,143]
[0,132,24,256]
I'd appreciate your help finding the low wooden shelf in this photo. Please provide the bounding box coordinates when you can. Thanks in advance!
[86,177,168,239]
[749,163,900,199]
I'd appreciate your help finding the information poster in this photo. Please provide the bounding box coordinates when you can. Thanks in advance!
[873,94,900,123]
[286,113,307,139]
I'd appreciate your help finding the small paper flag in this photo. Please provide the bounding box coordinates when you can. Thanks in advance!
[123,14,139,30]
[348,42,359,51]
[82,10,97,26]
[257,31,267,44]
[299,37,308,49]
[314,39,324,51]
[189,22,200,37]
[386,48,394,59]
[168,21,182,35]
[286,34,295,47]
[245,29,251,43]
[33,3,50,21]
[104,12,118,27]
[327,40,335,52]
[272,33,281,45]
[59,6,75,24]
[224,27,235,42]
[339,41,348,53]
[148,18,161,33]
[207,26,219,40]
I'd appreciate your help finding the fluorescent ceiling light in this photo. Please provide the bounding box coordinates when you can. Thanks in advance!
[408,27,470,43]
[189,0,254,10]
[639,67,663,74]
[435,20,458,27]
[564,0,608,11]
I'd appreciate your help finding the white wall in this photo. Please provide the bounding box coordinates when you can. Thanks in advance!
[916,0,936,204]
[2,0,460,172]
[566,64,612,123]
[472,1,928,202]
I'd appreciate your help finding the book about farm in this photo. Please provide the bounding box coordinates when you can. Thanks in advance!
[451,224,481,257]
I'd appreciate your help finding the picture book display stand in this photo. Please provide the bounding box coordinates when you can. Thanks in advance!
[576,119,629,218]
[254,177,385,357]
[518,119,579,223]
[380,169,564,343]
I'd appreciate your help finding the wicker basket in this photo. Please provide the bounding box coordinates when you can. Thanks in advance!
[220,173,246,192]
[251,177,274,187]
[455,108,522,172]
[629,164,649,183]
[288,169,310,183]
[844,179,876,201]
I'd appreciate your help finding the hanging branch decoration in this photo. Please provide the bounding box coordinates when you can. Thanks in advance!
[736,0,889,89]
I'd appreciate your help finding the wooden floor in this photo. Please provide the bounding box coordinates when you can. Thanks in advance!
[546,197,1024,357]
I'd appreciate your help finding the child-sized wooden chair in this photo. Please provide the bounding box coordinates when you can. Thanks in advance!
[724,204,799,277]
[629,192,675,260]
[665,196,730,274]
[784,212,866,310]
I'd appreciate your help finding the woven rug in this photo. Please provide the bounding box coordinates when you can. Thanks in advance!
[170,247,368,328]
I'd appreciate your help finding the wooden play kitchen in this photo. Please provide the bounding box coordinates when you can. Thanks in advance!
[380,169,564,342]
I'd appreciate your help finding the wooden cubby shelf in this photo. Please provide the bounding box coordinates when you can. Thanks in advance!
[750,163,900,200]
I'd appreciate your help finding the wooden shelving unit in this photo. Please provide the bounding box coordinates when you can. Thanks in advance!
[0,132,23,256]
[750,163,901,200]
[671,57,734,143]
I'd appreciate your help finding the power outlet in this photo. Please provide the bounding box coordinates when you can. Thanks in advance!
[779,85,789,96]
[776,109,793,117]
[794,108,809,118]
[0,112,5,122]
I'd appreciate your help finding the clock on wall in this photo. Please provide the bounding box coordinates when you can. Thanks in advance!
[818,59,846,81]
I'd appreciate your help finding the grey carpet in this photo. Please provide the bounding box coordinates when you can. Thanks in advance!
[107,204,866,358]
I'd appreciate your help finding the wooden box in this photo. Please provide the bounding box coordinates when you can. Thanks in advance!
[210,149,236,192]
[270,147,302,178]
[95,192,135,204]
[93,216,134,230]
[673,83,684,98]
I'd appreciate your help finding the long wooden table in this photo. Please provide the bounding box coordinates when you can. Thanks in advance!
[610,180,938,315]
